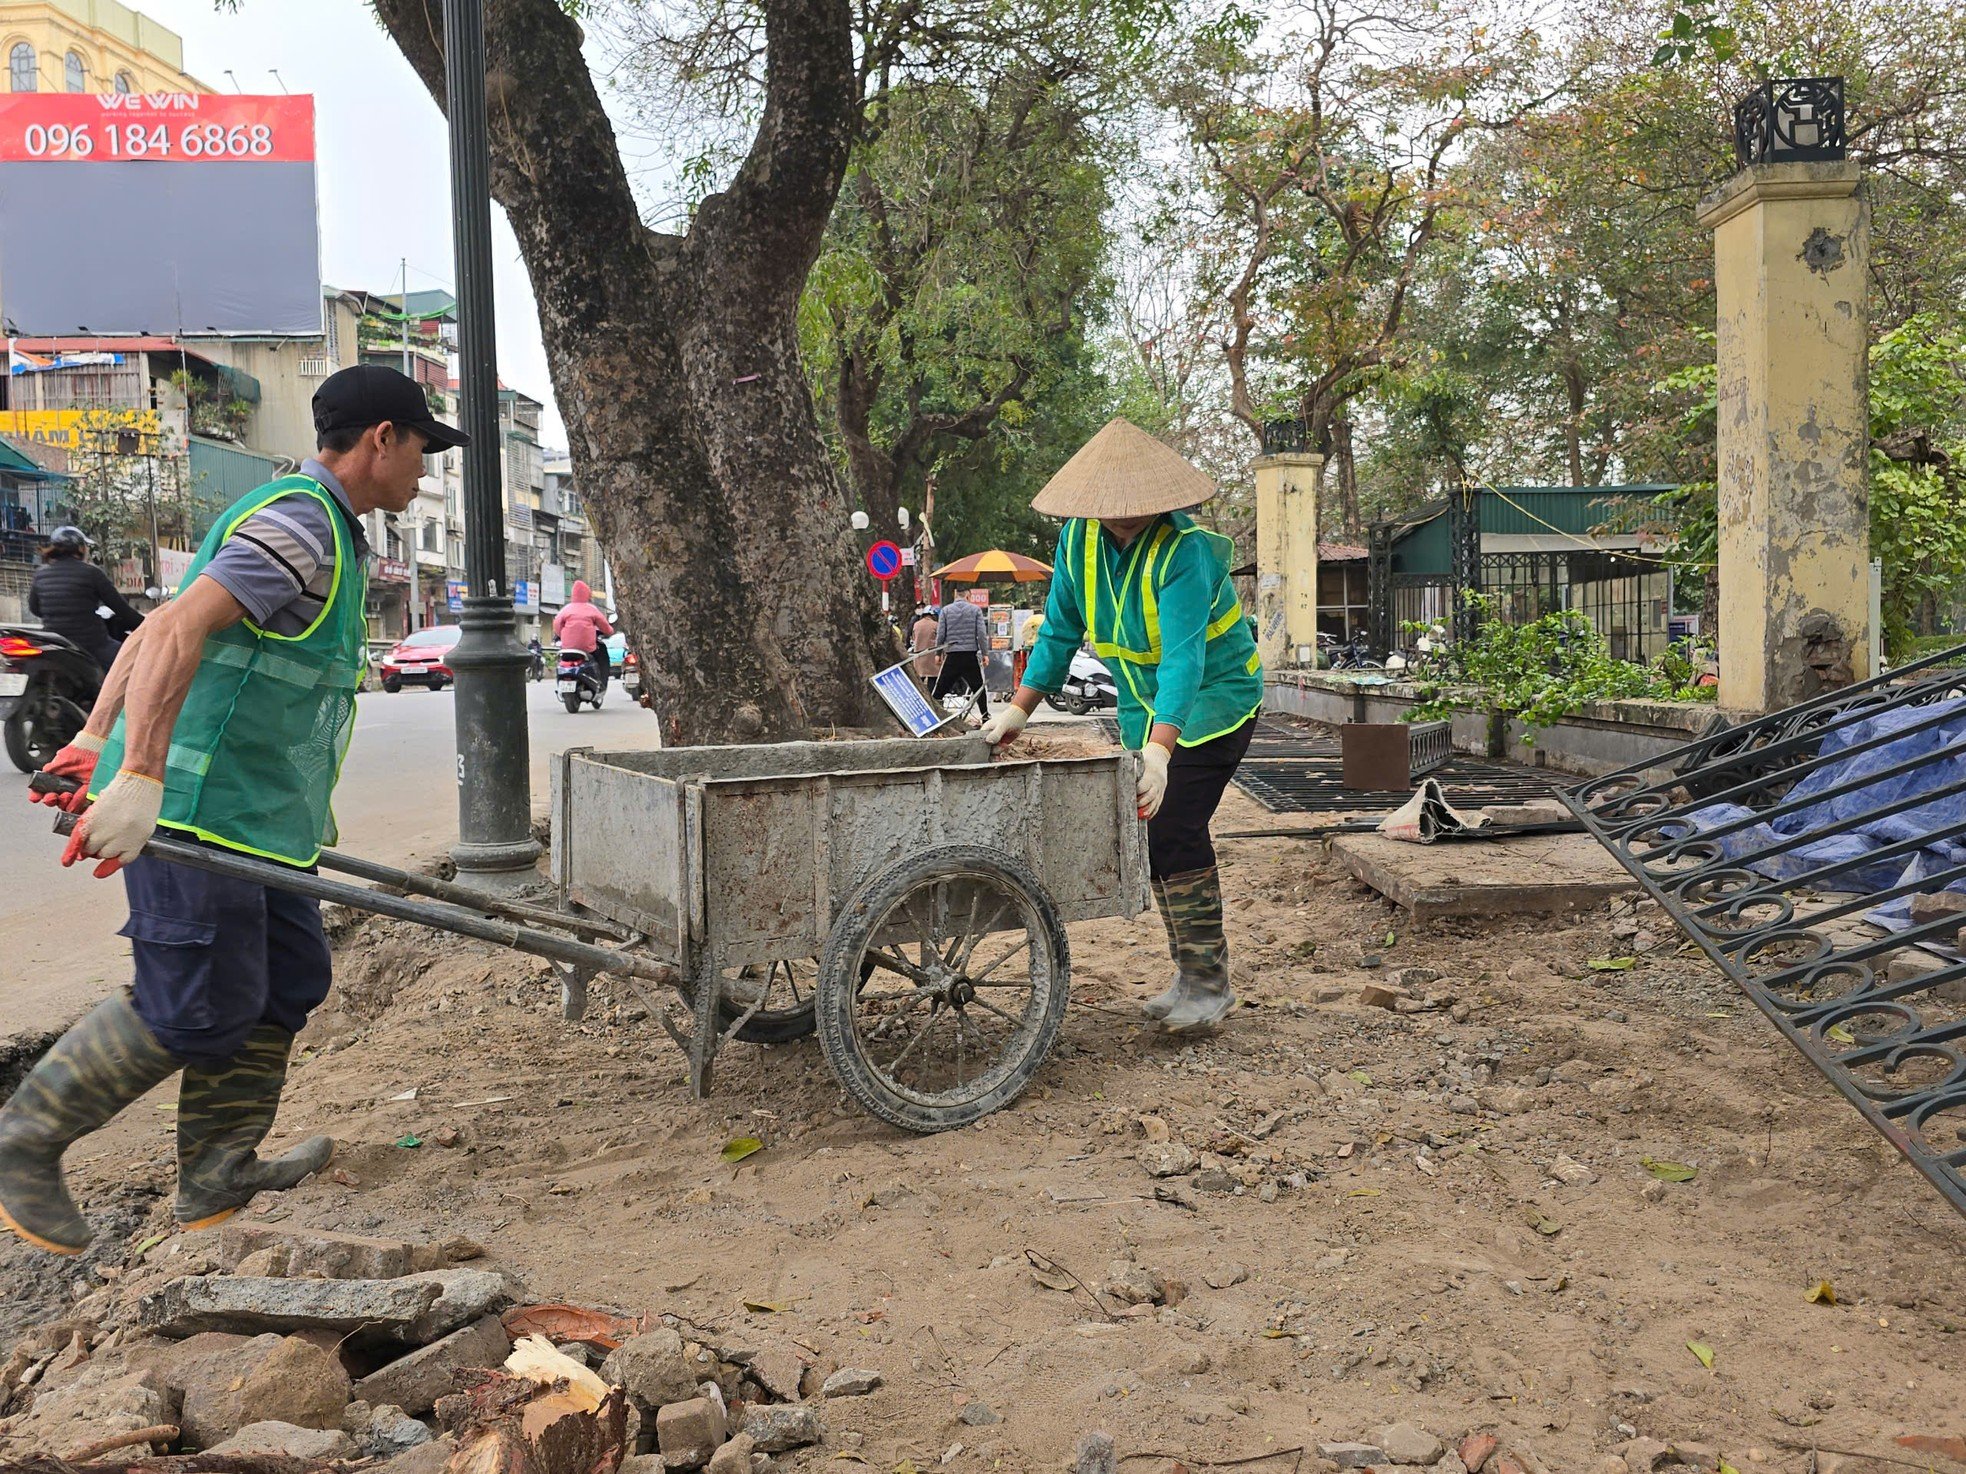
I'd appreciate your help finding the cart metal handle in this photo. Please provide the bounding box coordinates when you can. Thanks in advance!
[39,788,673,985]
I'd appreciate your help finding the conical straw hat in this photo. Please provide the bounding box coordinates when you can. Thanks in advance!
[1030,418,1217,518]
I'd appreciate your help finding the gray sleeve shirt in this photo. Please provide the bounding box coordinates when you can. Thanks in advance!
[198,461,369,638]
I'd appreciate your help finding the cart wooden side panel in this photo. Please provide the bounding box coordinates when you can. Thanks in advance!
[556,749,696,960]
[693,755,1146,969]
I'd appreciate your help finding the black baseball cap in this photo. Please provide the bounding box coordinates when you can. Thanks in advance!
[313,364,469,452]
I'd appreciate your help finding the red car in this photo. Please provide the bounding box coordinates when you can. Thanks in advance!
[379,625,460,692]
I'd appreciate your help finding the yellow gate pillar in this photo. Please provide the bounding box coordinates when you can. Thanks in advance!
[1253,448,1324,667]
[1696,158,1870,713]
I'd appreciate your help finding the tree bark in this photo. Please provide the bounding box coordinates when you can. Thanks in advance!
[374,0,885,745]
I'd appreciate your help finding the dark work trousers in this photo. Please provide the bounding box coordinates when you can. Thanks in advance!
[1147,716,1257,879]
[933,650,990,718]
[121,849,333,1064]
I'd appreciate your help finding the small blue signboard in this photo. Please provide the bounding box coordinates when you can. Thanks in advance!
[866,539,902,581]
[446,579,466,613]
[871,662,945,737]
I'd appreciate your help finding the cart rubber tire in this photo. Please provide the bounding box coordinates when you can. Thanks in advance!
[563,692,582,714]
[717,961,819,1044]
[817,844,1069,1133]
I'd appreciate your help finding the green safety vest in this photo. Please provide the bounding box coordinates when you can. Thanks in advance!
[1070,513,1263,747]
[92,476,367,868]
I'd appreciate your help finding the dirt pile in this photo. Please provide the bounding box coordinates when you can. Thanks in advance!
[3,789,1962,1472]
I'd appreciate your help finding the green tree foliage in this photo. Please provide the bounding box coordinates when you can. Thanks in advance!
[1866,317,1966,654]
[1406,594,1714,746]
[797,64,1117,540]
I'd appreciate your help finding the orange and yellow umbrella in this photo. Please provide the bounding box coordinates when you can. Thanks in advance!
[932,549,1053,583]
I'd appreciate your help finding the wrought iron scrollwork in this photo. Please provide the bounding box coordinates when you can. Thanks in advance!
[1566,642,1966,1217]
[1734,77,1847,167]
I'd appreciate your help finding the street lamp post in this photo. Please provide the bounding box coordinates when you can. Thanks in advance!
[443,0,540,887]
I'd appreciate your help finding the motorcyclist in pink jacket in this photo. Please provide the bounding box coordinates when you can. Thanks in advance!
[552,580,615,691]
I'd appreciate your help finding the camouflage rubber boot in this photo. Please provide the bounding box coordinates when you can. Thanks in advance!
[1140,876,1190,1022]
[176,1025,334,1231]
[0,990,182,1255]
[1158,866,1236,1034]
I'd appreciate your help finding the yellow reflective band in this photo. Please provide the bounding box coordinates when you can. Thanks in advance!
[1205,599,1245,641]
[156,817,318,869]
[219,478,347,645]
[165,742,213,777]
[1136,524,1173,660]
[1176,698,1264,748]
[1082,519,1100,650]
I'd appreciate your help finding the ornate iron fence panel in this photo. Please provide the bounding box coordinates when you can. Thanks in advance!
[1563,647,1966,1216]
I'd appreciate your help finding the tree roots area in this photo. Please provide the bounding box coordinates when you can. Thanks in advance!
[2,789,1962,1474]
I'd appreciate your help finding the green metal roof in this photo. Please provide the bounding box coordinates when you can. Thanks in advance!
[1383,485,1678,575]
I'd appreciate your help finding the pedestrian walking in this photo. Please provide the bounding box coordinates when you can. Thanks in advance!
[910,604,942,682]
[933,591,990,719]
[977,418,1262,1033]
[0,364,467,1255]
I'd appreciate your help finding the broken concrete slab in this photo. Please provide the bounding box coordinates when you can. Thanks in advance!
[139,1273,443,1341]
[173,1332,349,1447]
[206,1420,358,1461]
[656,1394,726,1469]
[739,1401,824,1452]
[137,1267,515,1345]
[1330,832,1637,920]
[354,1314,512,1417]
[600,1327,701,1410]
[217,1222,447,1279]
[0,1366,178,1459]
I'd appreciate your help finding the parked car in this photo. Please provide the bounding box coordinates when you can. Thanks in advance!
[379,625,461,692]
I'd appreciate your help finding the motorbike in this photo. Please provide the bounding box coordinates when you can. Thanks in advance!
[555,648,606,713]
[1,624,105,773]
[1043,647,1118,716]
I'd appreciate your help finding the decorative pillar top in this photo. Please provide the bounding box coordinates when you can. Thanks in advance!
[1733,77,1845,168]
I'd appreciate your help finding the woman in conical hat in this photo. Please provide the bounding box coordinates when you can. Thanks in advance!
[978,418,1263,1032]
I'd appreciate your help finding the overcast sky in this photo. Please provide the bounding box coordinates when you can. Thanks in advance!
[136,0,570,445]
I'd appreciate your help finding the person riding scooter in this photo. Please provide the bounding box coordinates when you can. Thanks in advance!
[29,527,142,672]
[552,580,613,694]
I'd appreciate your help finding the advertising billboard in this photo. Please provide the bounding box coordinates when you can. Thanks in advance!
[0,94,321,336]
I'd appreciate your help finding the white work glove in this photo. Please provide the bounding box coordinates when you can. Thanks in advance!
[978,704,1030,748]
[62,770,162,879]
[1136,742,1172,820]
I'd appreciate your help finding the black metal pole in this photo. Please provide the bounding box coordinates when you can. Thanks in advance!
[443,0,540,884]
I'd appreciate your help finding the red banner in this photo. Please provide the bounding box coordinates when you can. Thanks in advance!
[0,94,313,164]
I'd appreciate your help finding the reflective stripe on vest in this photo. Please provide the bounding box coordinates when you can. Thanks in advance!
[1083,518,1245,668]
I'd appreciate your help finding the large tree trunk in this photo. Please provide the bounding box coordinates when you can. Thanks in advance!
[375,0,884,745]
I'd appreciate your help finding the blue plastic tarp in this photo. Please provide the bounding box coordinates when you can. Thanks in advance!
[1690,697,1966,923]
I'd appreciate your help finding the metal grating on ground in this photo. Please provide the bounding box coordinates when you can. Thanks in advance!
[1563,646,1966,1218]
[1100,717,1563,814]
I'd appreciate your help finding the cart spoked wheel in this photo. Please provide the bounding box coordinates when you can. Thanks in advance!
[818,844,1069,1133]
[717,958,821,1044]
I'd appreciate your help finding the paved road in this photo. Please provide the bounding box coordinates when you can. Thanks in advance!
[0,678,661,1042]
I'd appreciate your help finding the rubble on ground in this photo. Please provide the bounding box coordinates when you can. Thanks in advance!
[0,1221,836,1471]
[4,792,1960,1472]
